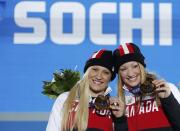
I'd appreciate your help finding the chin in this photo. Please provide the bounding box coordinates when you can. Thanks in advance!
[132,84,139,87]
[128,82,139,88]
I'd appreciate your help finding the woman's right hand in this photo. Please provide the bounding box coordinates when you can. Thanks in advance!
[152,79,171,98]
[109,97,125,118]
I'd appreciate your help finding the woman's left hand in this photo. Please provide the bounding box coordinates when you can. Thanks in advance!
[152,79,171,98]
[109,97,125,118]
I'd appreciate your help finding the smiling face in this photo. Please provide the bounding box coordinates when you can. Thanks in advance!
[119,61,141,88]
[88,66,111,97]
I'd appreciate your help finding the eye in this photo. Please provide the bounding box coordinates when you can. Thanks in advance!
[104,71,110,75]
[119,67,126,72]
[92,67,98,71]
[133,64,139,68]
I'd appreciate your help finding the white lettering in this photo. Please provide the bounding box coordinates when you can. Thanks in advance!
[146,100,152,113]
[14,1,46,44]
[90,2,117,45]
[126,100,159,117]
[130,105,135,116]
[125,105,135,117]
[120,3,154,45]
[125,106,129,117]
[159,3,172,45]
[13,1,173,46]
[50,2,85,44]
[139,102,145,114]
[152,100,159,112]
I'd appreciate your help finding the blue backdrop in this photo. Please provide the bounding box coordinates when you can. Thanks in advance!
[0,0,179,130]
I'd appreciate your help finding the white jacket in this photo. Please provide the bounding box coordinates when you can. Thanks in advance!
[168,83,180,104]
[46,87,112,131]
[46,92,69,131]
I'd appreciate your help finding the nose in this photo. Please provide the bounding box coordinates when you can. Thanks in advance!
[127,69,134,77]
[96,71,103,79]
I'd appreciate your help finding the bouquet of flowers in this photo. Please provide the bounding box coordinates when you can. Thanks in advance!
[42,69,80,99]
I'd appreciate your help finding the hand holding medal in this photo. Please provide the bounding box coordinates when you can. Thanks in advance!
[94,95,125,118]
[94,95,110,110]
[109,97,125,118]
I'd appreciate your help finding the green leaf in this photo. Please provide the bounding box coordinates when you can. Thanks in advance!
[42,69,81,99]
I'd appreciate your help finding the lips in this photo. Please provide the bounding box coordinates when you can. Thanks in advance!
[127,75,137,82]
[92,79,103,85]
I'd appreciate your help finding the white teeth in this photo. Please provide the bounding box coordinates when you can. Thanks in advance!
[128,76,136,81]
[93,80,102,84]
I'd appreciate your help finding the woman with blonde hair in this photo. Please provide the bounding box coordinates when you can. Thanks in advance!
[113,43,180,131]
[46,49,128,131]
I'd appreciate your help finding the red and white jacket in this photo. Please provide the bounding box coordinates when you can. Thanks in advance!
[46,87,128,131]
[124,83,180,131]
